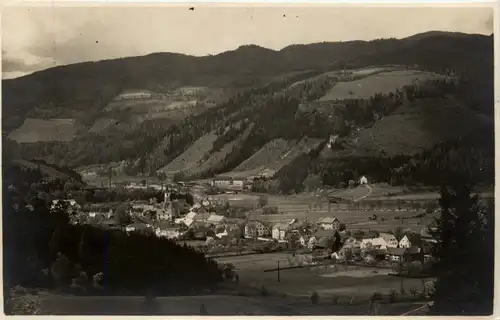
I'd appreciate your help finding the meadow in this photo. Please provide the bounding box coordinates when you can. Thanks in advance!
[8,118,79,143]
[318,70,444,101]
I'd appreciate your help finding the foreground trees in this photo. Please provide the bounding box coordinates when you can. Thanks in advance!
[429,184,494,315]
[3,166,223,308]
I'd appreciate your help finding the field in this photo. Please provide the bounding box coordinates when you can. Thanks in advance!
[226,138,322,178]
[210,190,437,233]
[185,126,254,177]
[158,132,219,175]
[355,97,491,156]
[215,253,434,299]
[8,118,79,143]
[88,118,119,133]
[11,159,75,181]
[319,70,444,101]
[19,290,430,315]
[104,99,174,112]
[289,66,399,88]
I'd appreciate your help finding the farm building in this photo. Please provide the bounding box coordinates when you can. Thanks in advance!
[212,176,248,192]
[360,233,398,250]
[244,221,270,238]
[207,214,227,225]
[272,223,292,240]
[399,234,423,249]
[386,247,424,263]
[317,217,341,230]
[360,176,368,185]
[116,90,153,100]
[380,233,399,248]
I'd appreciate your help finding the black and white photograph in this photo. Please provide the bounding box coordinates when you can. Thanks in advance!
[1,3,496,316]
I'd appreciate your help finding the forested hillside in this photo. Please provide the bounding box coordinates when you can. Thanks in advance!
[2,31,494,189]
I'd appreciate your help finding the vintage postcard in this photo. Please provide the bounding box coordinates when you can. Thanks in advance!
[1,2,496,316]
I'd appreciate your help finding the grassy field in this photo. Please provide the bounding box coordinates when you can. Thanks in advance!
[158,132,219,175]
[20,291,430,315]
[227,138,322,178]
[318,70,444,101]
[215,253,433,299]
[12,159,76,181]
[8,118,79,143]
[186,126,254,177]
[355,97,491,156]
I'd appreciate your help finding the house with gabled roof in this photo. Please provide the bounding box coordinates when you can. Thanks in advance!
[245,221,270,238]
[207,214,227,225]
[379,233,399,248]
[399,233,423,249]
[272,222,292,240]
[317,217,340,230]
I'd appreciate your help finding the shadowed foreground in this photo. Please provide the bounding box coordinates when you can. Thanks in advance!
[29,293,429,315]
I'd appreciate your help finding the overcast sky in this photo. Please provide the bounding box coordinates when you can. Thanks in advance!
[2,5,494,79]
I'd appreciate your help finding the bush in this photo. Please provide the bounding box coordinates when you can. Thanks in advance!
[310,291,319,304]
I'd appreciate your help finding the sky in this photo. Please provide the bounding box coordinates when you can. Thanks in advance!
[2,5,494,79]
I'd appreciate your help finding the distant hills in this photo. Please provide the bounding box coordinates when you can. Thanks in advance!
[2,31,494,189]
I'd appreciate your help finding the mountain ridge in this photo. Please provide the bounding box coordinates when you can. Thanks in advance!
[2,30,494,190]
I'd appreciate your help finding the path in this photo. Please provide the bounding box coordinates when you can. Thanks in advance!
[353,184,373,202]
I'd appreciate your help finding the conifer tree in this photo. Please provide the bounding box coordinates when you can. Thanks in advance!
[429,184,494,315]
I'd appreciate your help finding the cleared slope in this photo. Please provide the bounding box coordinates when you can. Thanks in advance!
[227,138,323,179]
[319,70,445,101]
[8,118,79,143]
[158,132,218,175]
[354,97,491,156]
[183,125,254,177]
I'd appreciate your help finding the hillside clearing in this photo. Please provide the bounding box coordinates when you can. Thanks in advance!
[158,132,219,175]
[319,70,445,101]
[183,126,254,177]
[226,138,323,179]
[8,118,79,143]
[355,97,491,156]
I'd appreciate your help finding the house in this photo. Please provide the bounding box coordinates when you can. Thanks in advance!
[317,217,340,230]
[420,227,438,243]
[312,229,336,249]
[399,234,423,249]
[343,237,362,249]
[272,223,292,240]
[386,247,406,262]
[405,246,424,263]
[155,222,181,239]
[244,221,270,238]
[386,247,424,263]
[360,237,388,250]
[207,214,227,225]
[360,176,368,185]
[212,176,247,192]
[380,233,399,248]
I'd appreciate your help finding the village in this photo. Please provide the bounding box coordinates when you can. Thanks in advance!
[51,174,440,283]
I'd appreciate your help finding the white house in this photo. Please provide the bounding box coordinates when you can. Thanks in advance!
[215,229,228,239]
[361,237,389,250]
[360,176,368,185]
[272,223,291,240]
[317,217,340,230]
[207,214,227,225]
[245,221,270,238]
[398,234,423,249]
[380,233,399,248]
